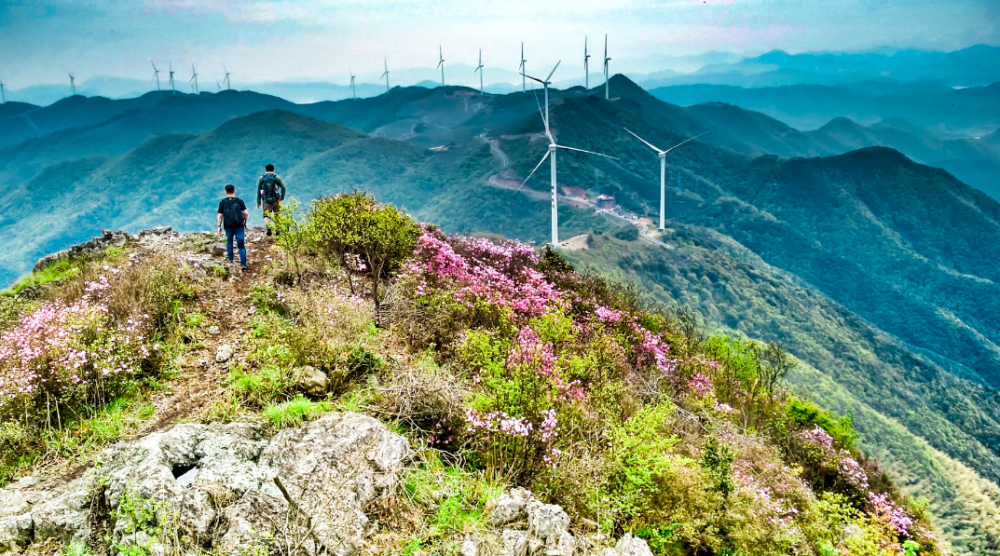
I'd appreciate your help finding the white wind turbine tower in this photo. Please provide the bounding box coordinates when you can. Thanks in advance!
[437,46,445,86]
[624,128,709,231]
[584,37,591,89]
[169,62,176,95]
[519,62,619,246]
[349,70,356,99]
[190,64,199,93]
[0,80,6,104]
[223,65,231,90]
[216,80,221,92]
[475,49,484,95]
[68,73,76,95]
[518,43,527,92]
[381,59,390,92]
[151,62,161,91]
[603,35,611,100]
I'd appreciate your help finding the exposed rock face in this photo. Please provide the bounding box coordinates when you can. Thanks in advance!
[32,229,141,273]
[0,413,411,555]
[491,489,652,556]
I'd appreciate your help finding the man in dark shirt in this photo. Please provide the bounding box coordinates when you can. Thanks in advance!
[217,184,250,271]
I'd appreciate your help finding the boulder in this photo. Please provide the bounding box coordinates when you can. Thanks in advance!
[216,344,234,363]
[491,487,532,526]
[611,533,654,556]
[293,366,330,396]
[2,413,410,556]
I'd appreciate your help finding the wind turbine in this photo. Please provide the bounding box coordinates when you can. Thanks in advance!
[168,62,176,95]
[216,80,221,92]
[437,46,445,87]
[518,43,527,92]
[624,128,708,230]
[0,80,6,104]
[381,59,390,92]
[190,64,199,93]
[603,35,611,100]
[584,37,591,90]
[519,62,619,246]
[475,49,484,95]
[151,61,161,91]
[223,65,231,90]
[349,70,356,99]
[68,73,76,95]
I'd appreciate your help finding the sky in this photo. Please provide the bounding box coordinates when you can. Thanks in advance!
[1,0,999,88]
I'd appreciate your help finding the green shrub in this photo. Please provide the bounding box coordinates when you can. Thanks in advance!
[787,397,857,450]
[9,259,81,294]
[264,396,331,428]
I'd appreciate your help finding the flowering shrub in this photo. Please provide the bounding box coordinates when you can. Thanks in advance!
[0,284,154,429]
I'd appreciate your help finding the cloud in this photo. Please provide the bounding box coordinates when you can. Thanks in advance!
[0,0,996,87]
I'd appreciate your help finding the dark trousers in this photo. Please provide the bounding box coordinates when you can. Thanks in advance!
[225,227,247,266]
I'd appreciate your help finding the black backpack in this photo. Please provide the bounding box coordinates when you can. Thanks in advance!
[223,198,245,229]
[261,174,280,203]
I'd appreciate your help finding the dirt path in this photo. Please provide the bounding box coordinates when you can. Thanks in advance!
[38,227,279,490]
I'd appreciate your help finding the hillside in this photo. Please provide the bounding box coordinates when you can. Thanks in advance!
[0,196,944,556]
[565,230,1000,554]
[5,78,1000,552]
[0,109,613,285]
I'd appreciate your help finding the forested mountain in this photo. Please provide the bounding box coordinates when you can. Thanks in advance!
[3,74,1000,552]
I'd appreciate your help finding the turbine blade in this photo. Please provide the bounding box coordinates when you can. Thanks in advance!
[554,145,619,160]
[516,151,551,192]
[624,128,663,153]
[532,88,549,134]
[522,73,545,85]
[545,60,561,82]
[661,131,710,154]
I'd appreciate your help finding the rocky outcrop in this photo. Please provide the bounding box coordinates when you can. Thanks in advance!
[0,412,411,555]
[490,488,654,556]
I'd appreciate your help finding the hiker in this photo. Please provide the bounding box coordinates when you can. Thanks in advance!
[257,163,287,236]
[218,184,250,272]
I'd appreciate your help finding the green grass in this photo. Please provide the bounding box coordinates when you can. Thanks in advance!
[7,259,81,294]
[263,395,331,429]
[1,396,156,485]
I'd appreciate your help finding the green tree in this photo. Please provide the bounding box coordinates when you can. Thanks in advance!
[308,190,420,310]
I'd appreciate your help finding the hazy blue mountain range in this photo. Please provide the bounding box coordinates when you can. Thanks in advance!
[649,82,1000,133]
[7,45,998,107]
[4,73,1000,552]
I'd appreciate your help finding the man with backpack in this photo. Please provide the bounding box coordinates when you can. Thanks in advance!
[217,183,250,272]
[256,163,287,236]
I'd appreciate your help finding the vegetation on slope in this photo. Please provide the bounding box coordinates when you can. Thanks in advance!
[0,193,940,555]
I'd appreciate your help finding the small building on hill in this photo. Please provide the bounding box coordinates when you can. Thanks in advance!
[561,186,588,199]
[595,194,616,210]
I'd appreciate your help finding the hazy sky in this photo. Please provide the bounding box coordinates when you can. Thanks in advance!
[2,0,999,87]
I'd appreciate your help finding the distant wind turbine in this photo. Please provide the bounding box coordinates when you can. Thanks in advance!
[437,45,445,87]
[216,80,221,92]
[349,70,356,99]
[68,73,76,95]
[519,62,619,246]
[190,64,199,94]
[624,128,708,230]
[0,80,6,104]
[519,43,527,92]
[381,59,390,92]
[584,36,591,90]
[603,34,611,100]
[151,61,161,91]
[224,65,231,90]
[169,62,176,95]
[475,49,484,95]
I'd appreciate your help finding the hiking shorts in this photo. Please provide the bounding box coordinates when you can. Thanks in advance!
[262,201,281,216]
